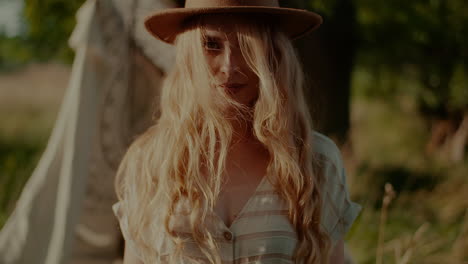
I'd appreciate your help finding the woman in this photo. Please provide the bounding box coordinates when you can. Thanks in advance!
[113,1,362,263]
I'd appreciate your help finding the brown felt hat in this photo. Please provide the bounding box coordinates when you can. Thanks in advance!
[144,0,323,44]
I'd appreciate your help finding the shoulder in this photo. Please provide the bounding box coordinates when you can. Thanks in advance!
[310,130,345,193]
[311,130,344,172]
[311,131,362,248]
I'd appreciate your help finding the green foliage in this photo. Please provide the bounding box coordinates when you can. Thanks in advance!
[23,0,86,62]
[0,34,32,71]
[357,0,468,65]
[307,0,468,112]
[354,0,468,112]
[0,0,86,70]
[307,0,337,17]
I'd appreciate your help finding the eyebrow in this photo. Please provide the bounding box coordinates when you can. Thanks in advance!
[203,34,223,42]
[202,24,239,35]
[202,30,226,40]
[201,29,240,46]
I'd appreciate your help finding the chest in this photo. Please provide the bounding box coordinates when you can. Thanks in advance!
[163,178,298,263]
[210,141,269,228]
[162,166,299,263]
[213,148,270,229]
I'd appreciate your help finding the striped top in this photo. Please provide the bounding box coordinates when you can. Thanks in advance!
[112,131,362,263]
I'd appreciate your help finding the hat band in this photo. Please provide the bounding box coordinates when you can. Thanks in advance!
[185,0,279,8]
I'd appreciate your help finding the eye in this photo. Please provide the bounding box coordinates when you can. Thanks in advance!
[203,40,221,51]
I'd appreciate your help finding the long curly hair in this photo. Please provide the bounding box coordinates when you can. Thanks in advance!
[115,15,332,264]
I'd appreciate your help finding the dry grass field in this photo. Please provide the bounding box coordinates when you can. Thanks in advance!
[0,63,69,226]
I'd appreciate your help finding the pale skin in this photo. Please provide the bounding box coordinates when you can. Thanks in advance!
[122,15,344,264]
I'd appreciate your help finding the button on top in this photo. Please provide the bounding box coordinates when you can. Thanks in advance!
[223,231,232,241]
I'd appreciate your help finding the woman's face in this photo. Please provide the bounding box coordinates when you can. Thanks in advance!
[201,15,260,107]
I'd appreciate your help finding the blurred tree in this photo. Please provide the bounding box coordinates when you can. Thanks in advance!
[0,34,32,70]
[286,0,357,146]
[23,0,87,62]
[354,0,468,160]
[0,0,86,70]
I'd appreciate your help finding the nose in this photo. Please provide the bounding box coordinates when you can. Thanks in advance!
[219,47,240,79]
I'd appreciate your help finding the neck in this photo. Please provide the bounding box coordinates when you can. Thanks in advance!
[230,118,255,144]
[226,119,270,171]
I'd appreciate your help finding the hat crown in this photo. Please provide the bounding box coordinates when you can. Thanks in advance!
[185,0,279,8]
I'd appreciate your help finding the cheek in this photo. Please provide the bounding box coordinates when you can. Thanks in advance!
[205,55,220,74]
[246,72,259,94]
[247,69,259,86]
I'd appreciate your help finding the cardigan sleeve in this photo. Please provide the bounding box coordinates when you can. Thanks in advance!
[319,142,362,249]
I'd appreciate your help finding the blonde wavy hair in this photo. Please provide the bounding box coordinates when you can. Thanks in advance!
[115,15,332,264]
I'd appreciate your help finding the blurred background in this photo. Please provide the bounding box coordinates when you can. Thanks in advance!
[0,0,467,263]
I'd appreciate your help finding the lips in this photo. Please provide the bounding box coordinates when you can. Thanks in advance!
[224,83,245,88]
[220,83,246,94]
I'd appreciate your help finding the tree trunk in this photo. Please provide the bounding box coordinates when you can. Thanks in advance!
[288,0,357,146]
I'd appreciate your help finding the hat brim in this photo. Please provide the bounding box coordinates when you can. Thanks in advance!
[144,6,323,44]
